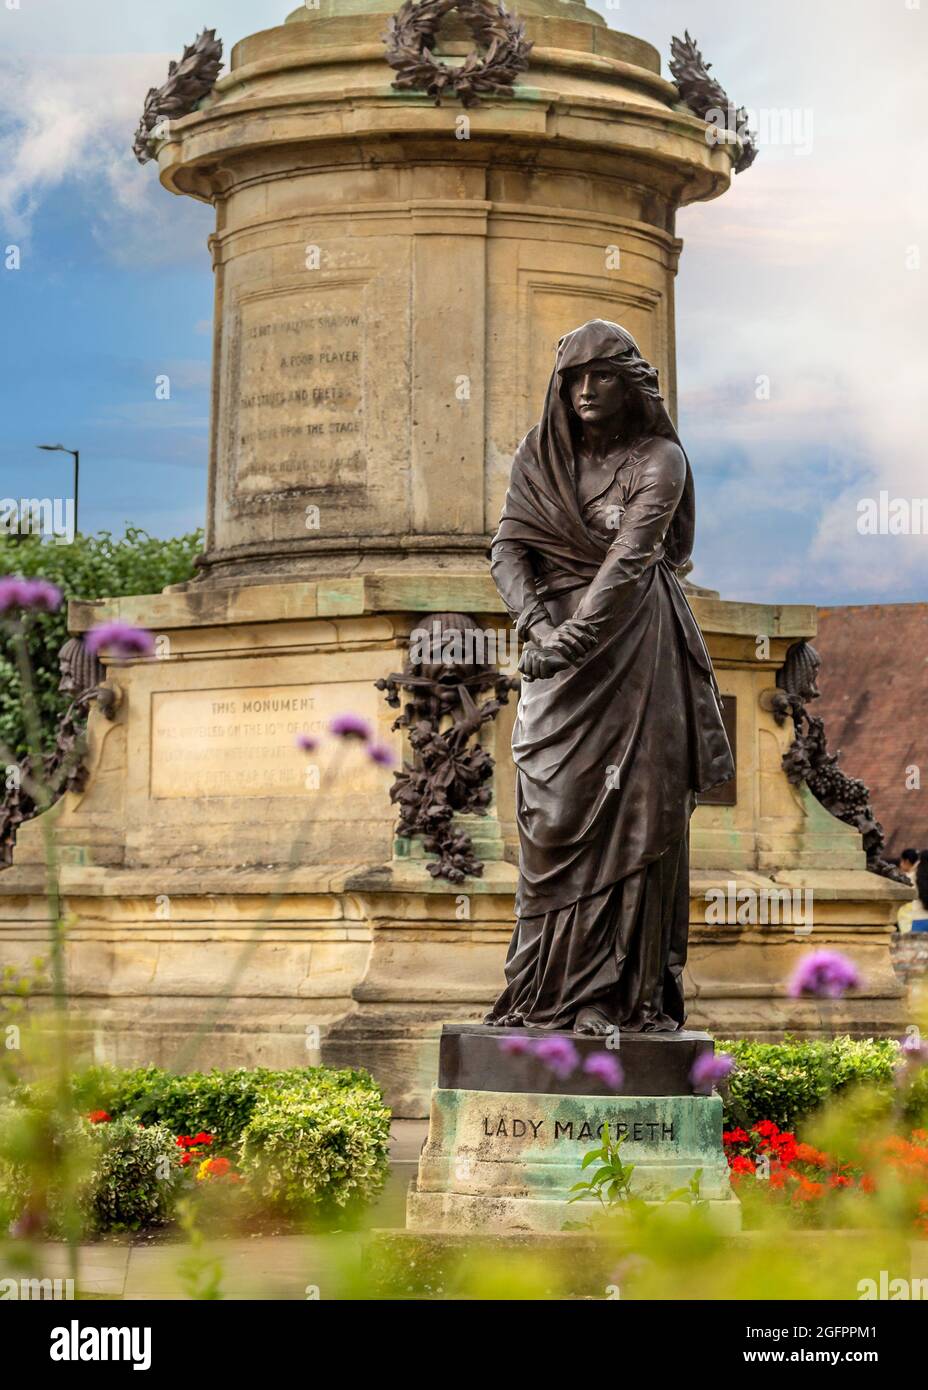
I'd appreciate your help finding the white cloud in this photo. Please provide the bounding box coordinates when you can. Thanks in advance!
[0,51,211,263]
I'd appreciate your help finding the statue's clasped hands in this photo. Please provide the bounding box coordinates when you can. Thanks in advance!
[518,618,598,682]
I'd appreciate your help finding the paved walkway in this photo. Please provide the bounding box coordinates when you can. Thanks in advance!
[26,1232,361,1300]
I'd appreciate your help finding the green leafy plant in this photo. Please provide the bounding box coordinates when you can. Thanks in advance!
[0,1104,98,1241]
[568,1124,637,1207]
[665,1169,705,1208]
[174,1197,225,1300]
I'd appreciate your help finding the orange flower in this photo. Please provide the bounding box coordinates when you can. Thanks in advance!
[794,1142,828,1167]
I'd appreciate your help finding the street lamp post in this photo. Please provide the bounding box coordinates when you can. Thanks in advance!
[36,444,80,535]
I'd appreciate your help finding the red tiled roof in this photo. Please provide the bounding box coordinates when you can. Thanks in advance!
[814,604,928,858]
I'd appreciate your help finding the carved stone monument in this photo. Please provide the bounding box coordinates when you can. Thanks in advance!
[0,1,908,1114]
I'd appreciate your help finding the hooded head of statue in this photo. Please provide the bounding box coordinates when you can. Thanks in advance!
[495,319,695,575]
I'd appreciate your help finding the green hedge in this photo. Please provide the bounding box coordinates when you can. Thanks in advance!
[0,528,201,760]
[240,1084,392,1216]
[54,1063,383,1148]
[4,1064,391,1233]
[720,1036,925,1132]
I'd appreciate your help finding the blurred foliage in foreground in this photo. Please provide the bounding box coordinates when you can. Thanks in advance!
[0,528,202,760]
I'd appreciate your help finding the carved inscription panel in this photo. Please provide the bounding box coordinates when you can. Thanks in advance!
[229,281,367,496]
[150,682,386,799]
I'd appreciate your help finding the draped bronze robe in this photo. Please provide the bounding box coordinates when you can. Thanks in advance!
[486,321,734,1032]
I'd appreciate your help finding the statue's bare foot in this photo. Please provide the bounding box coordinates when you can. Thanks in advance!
[483,1011,525,1028]
[574,1007,614,1036]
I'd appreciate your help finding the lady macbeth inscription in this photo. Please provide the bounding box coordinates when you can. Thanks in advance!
[230,286,366,496]
[482,1113,676,1142]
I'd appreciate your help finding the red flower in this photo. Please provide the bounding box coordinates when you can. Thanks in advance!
[176,1133,213,1149]
[87,1110,111,1124]
[207,1156,231,1176]
[753,1120,780,1139]
[730,1155,755,1176]
[774,1133,798,1164]
[723,1129,750,1146]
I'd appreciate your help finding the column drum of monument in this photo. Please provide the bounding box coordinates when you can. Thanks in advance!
[154,0,734,583]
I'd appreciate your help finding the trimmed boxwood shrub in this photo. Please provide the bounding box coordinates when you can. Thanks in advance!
[720,1036,909,1132]
[91,1116,184,1232]
[239,1084,391,1216]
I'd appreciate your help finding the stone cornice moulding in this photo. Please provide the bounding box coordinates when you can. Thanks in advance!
[155,90,734,204]
[67,579,819,640]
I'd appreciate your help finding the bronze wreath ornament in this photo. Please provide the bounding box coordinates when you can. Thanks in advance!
[384,0,532,108]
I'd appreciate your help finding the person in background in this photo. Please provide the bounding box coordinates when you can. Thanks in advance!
[899,848,919,883]
[897,850,928,932]
[913,854,928,933]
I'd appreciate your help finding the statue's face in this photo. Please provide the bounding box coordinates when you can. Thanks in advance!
[566,359,626,425]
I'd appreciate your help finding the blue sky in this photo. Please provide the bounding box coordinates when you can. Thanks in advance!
[0,1,925,603]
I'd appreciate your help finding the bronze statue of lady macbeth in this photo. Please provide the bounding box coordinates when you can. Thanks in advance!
[485,320,734,1036]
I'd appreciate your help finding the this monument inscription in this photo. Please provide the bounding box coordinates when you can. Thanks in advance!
[150,682,384,799]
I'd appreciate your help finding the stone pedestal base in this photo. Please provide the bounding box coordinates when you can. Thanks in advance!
[404,1025,741,1234]
[406,1186,742,1235]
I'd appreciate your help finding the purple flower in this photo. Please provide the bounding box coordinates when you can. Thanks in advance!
[583,1052,624,1089]
[367,742,395,768]
[690,1051,735,1090]
[533,1036,579,1080]
[329,713,371,741]
[84,622,155,659]
[499,1036,532,1056]
[0,576,62,615]
[294,732,318,752]
[788,950,861,1000]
